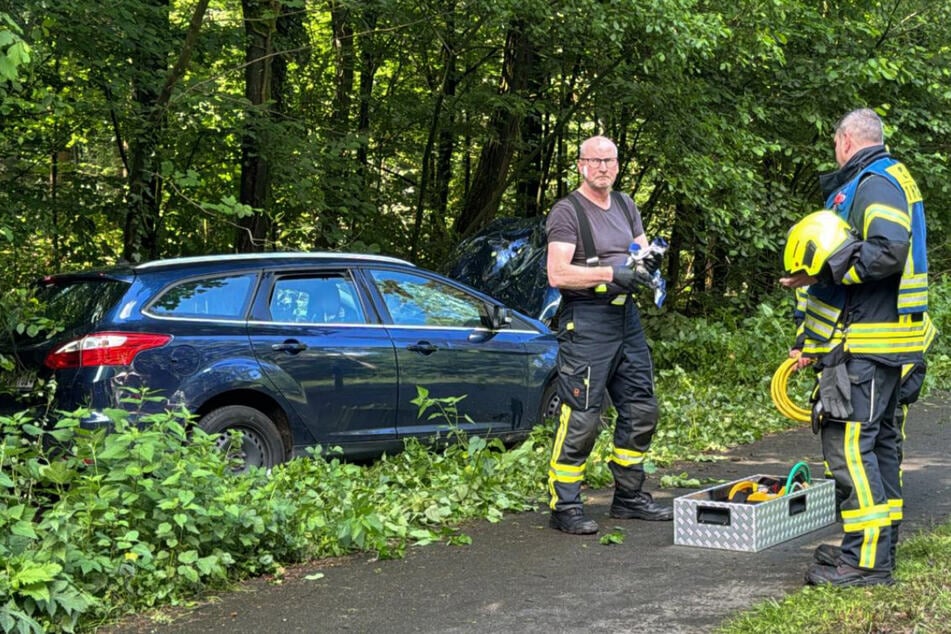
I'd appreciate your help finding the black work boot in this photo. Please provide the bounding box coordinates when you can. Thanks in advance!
[549,508,599,534]
[609,491,673,521]
[805,562,894,587]
[813,543,842,567]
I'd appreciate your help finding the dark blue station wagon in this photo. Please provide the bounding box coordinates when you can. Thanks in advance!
[1,253,560,468]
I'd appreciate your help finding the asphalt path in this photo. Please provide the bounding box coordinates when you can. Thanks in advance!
[106,393,951,634]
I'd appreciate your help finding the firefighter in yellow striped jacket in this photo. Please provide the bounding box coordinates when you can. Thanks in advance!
[780,109,932,588]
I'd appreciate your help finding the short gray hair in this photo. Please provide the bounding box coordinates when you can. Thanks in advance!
[836,108,884,144]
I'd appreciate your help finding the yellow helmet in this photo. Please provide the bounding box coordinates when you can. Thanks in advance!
[783,210,855,275]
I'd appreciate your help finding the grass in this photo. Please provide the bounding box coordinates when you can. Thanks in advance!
[718,519,951,633]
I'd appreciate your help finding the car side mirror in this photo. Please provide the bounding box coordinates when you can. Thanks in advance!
[483,304,512,330]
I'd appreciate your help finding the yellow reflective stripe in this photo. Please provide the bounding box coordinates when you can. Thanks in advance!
[842,265,862,285]
[841,504,891,529]
[888,498,903,522]
[885,162,923,203]
[549,461,584,475]
[795,287,808,313]
[609,447,646,467]
[863,203,911,235]
[807,295,842,322]
[548,404,572,508]
[803,294,843,341]
[920,313,938,352]
[550,403,571,462]
[897,271,928,312]
[898,291,928,311]
[802,333,844,356]
[861,528,880,569]
[549,468,585,483]
[899,272,928,289]
[803,318,836,341]
[844,421,873,509]
[844,321,927,354]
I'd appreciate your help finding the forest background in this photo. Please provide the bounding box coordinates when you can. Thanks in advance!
[1,0,950,314]
[3,3,951,630]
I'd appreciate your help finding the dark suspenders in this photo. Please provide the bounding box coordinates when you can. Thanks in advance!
[565,191,637,266]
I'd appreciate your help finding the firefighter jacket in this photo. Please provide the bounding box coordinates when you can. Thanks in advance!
[797,145,933,364]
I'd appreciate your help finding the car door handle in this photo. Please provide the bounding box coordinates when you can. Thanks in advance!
[272,340,308,353]
[407,341,438,355]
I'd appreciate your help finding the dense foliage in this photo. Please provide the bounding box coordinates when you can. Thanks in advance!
[0,280,948,632]
[1,3,950,630]
[0,0,949,318]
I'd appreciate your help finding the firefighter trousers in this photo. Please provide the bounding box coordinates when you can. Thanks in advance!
[821,358,901,572]
[547,299,658,511]
[825,360,925,562]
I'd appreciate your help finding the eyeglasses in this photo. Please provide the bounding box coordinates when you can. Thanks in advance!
[579,157,618,168]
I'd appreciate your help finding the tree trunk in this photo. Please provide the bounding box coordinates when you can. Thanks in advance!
[454,23,535,240]
[312,0,356,249]
[235,0,280,253]
[123,0,210,262]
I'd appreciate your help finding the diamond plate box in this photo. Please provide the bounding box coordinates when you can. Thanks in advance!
[673,475,836,552]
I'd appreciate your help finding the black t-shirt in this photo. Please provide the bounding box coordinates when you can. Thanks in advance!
[546,191,644,300]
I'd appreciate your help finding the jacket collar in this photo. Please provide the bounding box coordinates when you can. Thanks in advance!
[819,145,890,200]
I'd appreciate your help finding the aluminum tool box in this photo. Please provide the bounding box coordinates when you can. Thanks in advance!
[673,475,836,552]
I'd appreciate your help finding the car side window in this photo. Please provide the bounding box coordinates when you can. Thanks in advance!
[150,274,255,319]
[269,274,365,324]
[368,269,484,327]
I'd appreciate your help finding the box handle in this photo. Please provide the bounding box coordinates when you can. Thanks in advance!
[696,505,731,526]
[788,494,807,516]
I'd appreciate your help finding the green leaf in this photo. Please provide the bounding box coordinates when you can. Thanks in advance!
[599,528,626,545]
[178,550,199,564]
[12,562,62,587]
[10,521,37,539]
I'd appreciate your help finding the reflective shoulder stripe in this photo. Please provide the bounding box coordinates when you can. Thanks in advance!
[863,203,911,236]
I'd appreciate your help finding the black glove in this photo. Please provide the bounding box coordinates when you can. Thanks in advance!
[818,364,852,419]
[612,265,653,291]
[643,251,663,274]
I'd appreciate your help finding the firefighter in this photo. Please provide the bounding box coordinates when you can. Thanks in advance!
[544,135,672,535]
[780,109,931,587]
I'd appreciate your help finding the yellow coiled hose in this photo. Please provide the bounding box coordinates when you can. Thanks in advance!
[770,357,811,423]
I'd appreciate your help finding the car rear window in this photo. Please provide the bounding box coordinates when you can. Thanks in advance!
[31,278,130,336]
[149,274,255,319]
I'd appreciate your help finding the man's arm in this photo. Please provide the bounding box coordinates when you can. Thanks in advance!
[830,177,909,284]
[546,241,614,290]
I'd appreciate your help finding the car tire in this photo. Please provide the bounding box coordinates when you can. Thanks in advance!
[197,405,286,472]
[540,381,561,423]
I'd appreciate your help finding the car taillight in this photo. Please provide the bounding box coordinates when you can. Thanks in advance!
[44,332,172,370]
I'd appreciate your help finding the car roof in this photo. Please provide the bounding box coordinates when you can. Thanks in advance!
[133,252,414,271]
